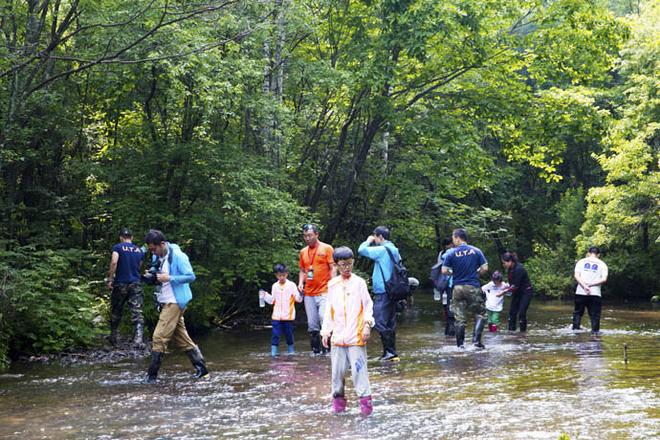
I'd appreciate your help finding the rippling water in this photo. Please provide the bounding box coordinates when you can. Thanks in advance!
[1,296,658,439]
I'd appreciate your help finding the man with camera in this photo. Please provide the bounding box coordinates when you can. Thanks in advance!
[106,228,145,348]
[358,226,402,362]
[143,229,208,383]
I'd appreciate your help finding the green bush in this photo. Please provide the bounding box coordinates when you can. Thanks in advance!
[526,243,575,297]
[0,246,103,366]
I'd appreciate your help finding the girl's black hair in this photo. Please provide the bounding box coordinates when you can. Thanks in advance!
[501,252,518,263]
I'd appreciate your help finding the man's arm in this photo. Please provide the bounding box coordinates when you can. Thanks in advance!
[163,252,196,285]
[298,269,307,293]
[358,236,385,260]
[574,268,591,294]
[588,265,608,287]
[478,263,489,276]
[106,251,119,289]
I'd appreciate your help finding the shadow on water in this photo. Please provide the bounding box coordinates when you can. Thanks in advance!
[0,294,658,439]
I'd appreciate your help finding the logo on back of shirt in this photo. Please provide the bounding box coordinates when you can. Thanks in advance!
[583,262,598,272]
[454,248,476,257]
[121,245,142,253]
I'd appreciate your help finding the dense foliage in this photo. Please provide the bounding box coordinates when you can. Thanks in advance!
[0,0,657,367]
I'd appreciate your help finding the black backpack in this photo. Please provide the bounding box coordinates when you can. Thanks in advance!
[378,247,411,301]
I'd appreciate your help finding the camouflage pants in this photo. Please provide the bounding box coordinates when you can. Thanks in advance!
[450,284,486,326]
[110,282,144,328]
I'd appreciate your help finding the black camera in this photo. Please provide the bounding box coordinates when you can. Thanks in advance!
[145,259,161,285]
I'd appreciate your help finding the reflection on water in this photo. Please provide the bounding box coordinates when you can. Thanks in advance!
[0,296,658,439]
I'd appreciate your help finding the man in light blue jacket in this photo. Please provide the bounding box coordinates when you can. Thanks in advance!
[143,229,208,383]
[358,226,402,362]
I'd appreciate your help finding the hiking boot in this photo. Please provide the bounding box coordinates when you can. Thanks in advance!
[359,396,373,416]
[185,346,209,379]
[144,351,163,384]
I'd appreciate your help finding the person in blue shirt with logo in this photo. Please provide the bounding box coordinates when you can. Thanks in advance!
[106,228,145,348]
[441,228,489,348]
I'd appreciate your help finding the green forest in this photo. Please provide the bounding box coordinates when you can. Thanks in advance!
[0,0,658,367]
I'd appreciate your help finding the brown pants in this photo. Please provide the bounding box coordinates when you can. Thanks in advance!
[152,303,197,353]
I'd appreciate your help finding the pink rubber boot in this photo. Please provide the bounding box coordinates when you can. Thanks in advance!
[359,395,373,416]
[332,396,347,413]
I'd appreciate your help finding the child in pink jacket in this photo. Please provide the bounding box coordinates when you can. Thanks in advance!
[321,247,375,416]
[260,263,303,356]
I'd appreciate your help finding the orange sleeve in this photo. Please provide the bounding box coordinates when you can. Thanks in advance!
[299,249,306,270]
[326,244,335,265]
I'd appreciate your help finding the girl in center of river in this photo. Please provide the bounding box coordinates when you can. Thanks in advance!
[321,246,375,416]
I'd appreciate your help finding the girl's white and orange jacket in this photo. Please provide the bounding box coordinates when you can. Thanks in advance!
[320,274,375,347]
[263,279,303,321]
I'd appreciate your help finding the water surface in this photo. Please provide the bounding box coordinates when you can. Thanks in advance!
[1,296,658,439]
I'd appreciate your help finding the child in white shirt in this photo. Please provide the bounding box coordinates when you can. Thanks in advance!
[481,271,509,332]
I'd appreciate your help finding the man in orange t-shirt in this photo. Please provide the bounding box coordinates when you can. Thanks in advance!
[298,223,336,354]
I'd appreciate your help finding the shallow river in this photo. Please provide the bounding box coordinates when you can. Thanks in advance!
[1,296,658,440]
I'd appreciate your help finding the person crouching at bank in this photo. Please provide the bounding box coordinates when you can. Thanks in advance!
[321,246,374,416]
[143,229,208,383]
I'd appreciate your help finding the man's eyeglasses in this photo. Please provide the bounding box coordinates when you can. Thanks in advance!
[336,259,354,269]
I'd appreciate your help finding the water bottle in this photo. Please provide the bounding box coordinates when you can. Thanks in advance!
[259,290,266,308]
[433,288,441,301]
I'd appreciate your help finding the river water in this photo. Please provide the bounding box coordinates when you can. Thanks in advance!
[0,296,658,440]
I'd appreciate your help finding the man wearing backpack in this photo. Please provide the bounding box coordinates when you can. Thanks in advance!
[358,226,403,362]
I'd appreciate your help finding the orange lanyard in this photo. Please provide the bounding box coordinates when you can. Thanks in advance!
[307,246,318,268]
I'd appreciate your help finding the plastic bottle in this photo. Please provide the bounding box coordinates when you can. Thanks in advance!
[433,288,441,301]
[259,290,266,308]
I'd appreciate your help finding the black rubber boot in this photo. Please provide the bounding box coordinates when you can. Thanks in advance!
[519,318,527,333]
[109,320,120,346]
[447,317,456,336]
[133,322,145,349]
[379,332,388,358]
[310,331,322,355]
[455,325,465,348]
[380,331,400,361]
[185,346,209,379]
[145,351,164,384]
[472,317,486,349]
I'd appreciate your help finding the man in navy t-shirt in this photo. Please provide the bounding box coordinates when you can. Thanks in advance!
[106,228,145,347]
[442,228,488,348]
